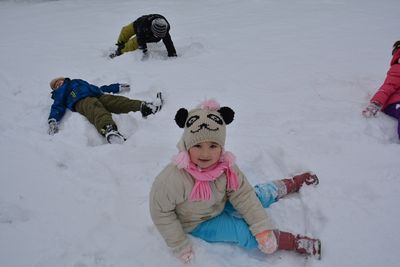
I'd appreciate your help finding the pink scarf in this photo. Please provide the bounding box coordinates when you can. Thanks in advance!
[172,151,239,201]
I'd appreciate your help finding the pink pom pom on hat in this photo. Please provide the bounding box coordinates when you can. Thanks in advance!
[199,99,220,110]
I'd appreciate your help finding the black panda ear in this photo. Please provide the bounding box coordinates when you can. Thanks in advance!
[218,106,235,125]
[174,108,189,128]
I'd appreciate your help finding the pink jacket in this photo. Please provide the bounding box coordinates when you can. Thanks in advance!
[371,49,400,110]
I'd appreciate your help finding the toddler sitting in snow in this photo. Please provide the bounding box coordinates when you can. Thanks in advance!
[47,77,163,144]
[362,40,400,140]
[149,99,321,264]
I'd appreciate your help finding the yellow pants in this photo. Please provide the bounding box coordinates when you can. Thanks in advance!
[117,24,139,53]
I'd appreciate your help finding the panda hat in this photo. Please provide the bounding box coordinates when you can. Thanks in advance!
[174,99,235,151]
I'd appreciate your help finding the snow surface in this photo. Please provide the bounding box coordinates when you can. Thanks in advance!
[1,0,399,266]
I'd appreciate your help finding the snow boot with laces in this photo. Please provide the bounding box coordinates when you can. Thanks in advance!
[140,92,164,118]
[274,172,319,199]
[275,230,321,259]
[103,124,126,144]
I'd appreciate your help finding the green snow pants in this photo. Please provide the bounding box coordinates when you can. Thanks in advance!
[74,95,142,135]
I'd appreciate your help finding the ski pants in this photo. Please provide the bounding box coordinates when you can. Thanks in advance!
[74,95,142,134]
[117,23,139,54]
[190,181,279,249]
[383,102,400,139]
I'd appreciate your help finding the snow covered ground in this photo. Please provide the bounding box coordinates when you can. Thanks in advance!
[1,0,399,266]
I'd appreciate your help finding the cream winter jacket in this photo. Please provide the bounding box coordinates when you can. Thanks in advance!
[149,163,275,253]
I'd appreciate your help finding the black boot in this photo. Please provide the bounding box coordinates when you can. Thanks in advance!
[140,92,163,118]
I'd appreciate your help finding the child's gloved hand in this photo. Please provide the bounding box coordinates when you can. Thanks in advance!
[141,51,149,61]
[109,43,123,59]
[256,230,278,254]
[48,119,59,135]
[109,51,120,59]
[175,243,194,264]
[119,83,130,93]
[362,102,381,118]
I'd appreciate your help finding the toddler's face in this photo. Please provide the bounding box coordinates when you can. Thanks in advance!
[188,141,222,169]
[53,79,64,90]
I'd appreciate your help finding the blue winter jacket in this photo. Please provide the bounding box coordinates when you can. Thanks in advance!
[48,78,120,122]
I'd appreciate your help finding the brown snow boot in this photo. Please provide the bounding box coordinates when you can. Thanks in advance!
[275,230,321,259]
[281,172,319,195]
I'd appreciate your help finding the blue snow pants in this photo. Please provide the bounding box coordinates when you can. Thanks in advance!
[190,182,279,249]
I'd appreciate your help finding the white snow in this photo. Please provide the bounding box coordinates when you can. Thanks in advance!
[1,0,399,266]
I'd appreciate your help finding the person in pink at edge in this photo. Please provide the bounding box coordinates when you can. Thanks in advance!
[149,99,321,264]
[363,41,400,139]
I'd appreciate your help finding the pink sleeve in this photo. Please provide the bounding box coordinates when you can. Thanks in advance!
[370,65,400,106]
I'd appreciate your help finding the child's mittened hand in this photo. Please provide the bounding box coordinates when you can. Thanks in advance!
[176,244,194,264]
[48,119,59,135]
[141,50,149,61]
[362,102,381,118]
[256,230,278,254]
[119,84,130,93]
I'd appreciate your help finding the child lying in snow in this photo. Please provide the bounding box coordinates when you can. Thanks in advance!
[47,77,162,144]
[149,99,321,264]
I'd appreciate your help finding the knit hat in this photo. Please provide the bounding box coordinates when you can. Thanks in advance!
[174,99,235,151]
[49,77,65,90]
[151,18,168,38]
